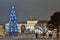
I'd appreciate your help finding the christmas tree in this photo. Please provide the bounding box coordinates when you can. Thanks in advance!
[8,5,19,36]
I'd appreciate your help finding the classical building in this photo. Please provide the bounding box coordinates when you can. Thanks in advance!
[38,20,49,27]
[5,19,56,38]
[5,16,38,34]
[17,22,27,34]
[5,20,50,34]
[5,20,38,34]
[26,20,38,31]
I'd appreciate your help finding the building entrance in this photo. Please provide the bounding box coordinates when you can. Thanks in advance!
[21,25,26,34]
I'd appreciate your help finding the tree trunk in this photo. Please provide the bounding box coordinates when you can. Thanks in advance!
[57,26,59,38]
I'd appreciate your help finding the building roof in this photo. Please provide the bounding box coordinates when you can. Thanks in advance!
[17,22,27,24]
[38,20,50,23]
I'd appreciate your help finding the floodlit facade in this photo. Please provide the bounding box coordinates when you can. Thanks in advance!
[26,20,38,31]
[5,20,52,34]
[0,25,5,36]
[5,20,38,34]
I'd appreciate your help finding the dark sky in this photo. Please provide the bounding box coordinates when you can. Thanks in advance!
[0,0,60,24]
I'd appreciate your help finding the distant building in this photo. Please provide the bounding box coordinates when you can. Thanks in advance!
[5,20,50,34]
[5,16,38,34]
[0,24,5,36]
[38,20,49,27]
[26,20,38,31]
[5,20,38,34]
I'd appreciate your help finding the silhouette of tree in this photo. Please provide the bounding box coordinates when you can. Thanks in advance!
[47,12,60,38]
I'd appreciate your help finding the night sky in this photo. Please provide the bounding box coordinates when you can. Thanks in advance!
[0,0,60,24]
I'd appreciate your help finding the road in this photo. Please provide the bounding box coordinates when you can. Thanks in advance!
[0,36,60,40]
[0,38,60,40]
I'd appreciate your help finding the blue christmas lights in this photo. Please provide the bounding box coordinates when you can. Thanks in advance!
[8,5,19,36]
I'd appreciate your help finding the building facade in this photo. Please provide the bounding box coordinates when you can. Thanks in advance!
[0,25,5,36]
[5,20,50,34]
[5,20,38,34]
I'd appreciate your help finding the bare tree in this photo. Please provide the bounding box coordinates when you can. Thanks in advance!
[47,12,60,38]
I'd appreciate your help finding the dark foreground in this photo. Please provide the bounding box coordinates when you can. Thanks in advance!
[0,38,60,40]
[0,37,60,40]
